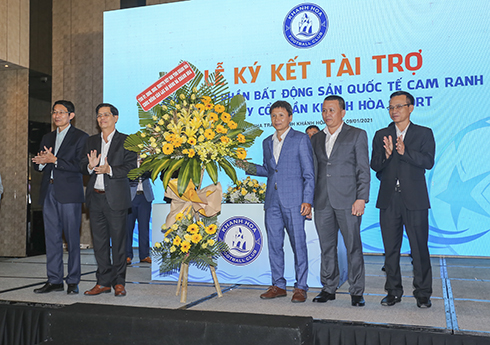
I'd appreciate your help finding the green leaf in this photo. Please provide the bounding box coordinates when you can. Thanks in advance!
[176,160,191,196]
[205,161,218,184]
[124,133,144,152]
[189,158,202,186]
[150,157,170,182]
[218,158,237,184]
[161,159,184,190]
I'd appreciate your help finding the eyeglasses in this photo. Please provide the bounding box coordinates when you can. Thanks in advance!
[51,111,69,115]
[96,112,113,118]
[386,104,410,111]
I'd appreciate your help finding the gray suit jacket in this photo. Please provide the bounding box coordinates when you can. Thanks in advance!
[311,123,370,210]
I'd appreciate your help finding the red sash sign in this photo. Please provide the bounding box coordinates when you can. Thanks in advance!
[136,61,196,111]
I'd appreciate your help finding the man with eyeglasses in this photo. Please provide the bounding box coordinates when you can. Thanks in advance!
[371,91,435,309]
[32,100,88,294]
[80,103,137,297]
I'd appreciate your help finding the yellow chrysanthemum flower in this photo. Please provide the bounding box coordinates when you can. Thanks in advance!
[158,119,164,125]
[162,143,174,155]
[201,96,212,104]
[205,103,214,110]
[204,129,216,140]
[241,188,247,196]
[236,147,247,159]
[228,120,237,129]
[164,237,170,243]
[195,104,205,111]
[184,234,192,242]
[173,236,182,246]
[216,125,227,134]
[140,132,146,138]
[214,104,225,113]
[191,233,203,244]
[187,137,197,146]
[205,224,218,235]
[180,241,191,253]
[208,112,218,122]
[220,136,230,144]
[221,112,231,123]
[187,149,196,158]
[187,224,199,234]
[198,135,205,142]
[237,134,246,143]
[207,239,215,246]
[175,213,184,221]
[154,242,162,248]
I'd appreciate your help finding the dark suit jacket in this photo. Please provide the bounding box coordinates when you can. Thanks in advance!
[311,124,370,210]
[252,128,315,209]
[371,122,435,210]
[34,125,88,205]
[80,131,137,211]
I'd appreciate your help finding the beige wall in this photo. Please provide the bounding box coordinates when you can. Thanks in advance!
[0,0,29,256]
[52,0,178,246]
[0,0,29,68]
[0,69,29,256]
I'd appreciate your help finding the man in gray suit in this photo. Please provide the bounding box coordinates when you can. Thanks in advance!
[310,95,370,306]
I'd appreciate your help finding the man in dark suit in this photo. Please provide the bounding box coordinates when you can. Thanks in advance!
[245,100,315,303]
[80,103,137,297]
[310,95,370,307]
[32,100,88,294]
[371,91,435,308]
[126,166,154,265]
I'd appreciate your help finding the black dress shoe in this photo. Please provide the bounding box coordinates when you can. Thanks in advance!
[380,294,401,306]
[351,295,365,307]
[416,297,432,308]
[312,290,335,303]
[34,282,64,294]
[67,284,79,294]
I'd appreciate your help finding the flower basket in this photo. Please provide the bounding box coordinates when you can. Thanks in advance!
[223,176,266,203]
[124,62,263,302]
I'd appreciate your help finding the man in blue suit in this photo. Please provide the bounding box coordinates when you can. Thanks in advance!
[126,166,154,265]
[32,100,88,294]
[245,100,315,303]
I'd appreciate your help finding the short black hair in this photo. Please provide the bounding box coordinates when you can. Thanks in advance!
[53,100,75,113]
[390,91,415,106]
[95,103,119,116]
[270,100,293,116]
[306,125,320,132]
[323,95,345,110]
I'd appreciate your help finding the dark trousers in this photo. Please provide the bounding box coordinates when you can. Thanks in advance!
[43,184,81,284]
[89,192,127,287]
[126,193,152,260]
[314,200,365,296]
[380,191,432,299]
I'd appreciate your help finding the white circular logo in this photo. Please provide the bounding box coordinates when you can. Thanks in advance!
[218,216,263,266]
[283,3,328,49]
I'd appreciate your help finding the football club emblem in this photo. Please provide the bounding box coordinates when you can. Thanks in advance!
[283,3,328,48]
[218,216,263,266]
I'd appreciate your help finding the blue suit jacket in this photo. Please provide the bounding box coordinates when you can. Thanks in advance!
[34,125,88,205]
[130,173,155,202]
[253,128,315,209]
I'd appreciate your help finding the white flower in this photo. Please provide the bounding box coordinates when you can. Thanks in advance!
[244,193,259,203]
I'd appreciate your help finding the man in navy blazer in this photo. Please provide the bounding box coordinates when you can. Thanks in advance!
[80,103,137,297]
[246,100,315,303]
[371,91,435,308]
[32,100,88,294]
[126,167,154,265]
[310,95,370,307]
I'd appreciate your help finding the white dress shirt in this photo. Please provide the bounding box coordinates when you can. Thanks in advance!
[272,126,291,164]
[89,130,115,190]
[323,122,344,158]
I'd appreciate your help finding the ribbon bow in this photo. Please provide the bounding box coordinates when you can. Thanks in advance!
[164,179,222,227]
